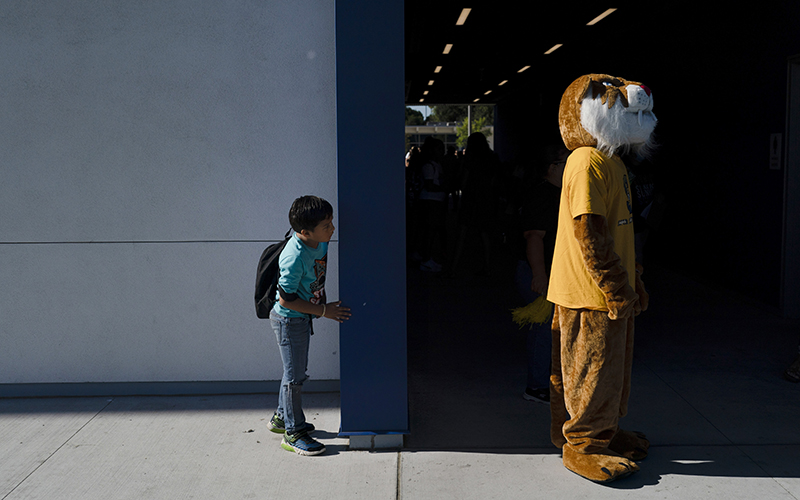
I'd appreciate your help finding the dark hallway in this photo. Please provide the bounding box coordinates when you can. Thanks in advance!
[403,1,800,454]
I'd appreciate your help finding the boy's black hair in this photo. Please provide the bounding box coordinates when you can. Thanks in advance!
[288,195,333,233]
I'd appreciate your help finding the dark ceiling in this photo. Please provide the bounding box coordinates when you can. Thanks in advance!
[404,1,675,105]
[404,1,787,106]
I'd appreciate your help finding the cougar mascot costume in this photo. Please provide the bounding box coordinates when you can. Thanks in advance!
[548,74,656,483]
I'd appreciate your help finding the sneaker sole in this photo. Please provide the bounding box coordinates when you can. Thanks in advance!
[281,440,326,456]
[523,392,550,405]
[267,424,285,434]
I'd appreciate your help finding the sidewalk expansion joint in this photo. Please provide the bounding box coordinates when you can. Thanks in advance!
[1,398,115,500]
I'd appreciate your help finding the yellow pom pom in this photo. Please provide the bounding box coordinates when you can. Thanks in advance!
[511,295,554,329]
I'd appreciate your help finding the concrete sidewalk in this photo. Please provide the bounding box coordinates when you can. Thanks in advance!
[2,265,800,499]
[0,393,397,499]
[1,387,799,500]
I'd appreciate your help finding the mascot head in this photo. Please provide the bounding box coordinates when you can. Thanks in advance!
[559,73,657,158]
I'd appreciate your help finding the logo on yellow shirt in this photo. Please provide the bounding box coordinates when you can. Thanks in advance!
[618,174,634,226]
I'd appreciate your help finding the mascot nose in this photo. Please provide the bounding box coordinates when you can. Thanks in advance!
[625,84,653,112]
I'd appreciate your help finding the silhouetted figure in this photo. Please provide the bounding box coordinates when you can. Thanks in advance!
[417,137,447,272]
[442,145,464,211]
[406,146,424,259]
[514,145,568,403]
[622,152,664,264]
[450,132,501,276]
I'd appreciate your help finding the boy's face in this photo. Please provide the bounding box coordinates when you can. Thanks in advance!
[302,215,335,245]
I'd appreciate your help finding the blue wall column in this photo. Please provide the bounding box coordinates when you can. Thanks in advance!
[335,0,408,446]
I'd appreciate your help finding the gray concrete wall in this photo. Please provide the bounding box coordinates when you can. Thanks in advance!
[0,1,340,387]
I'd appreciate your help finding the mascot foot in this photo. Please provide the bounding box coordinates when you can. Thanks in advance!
[609,429,649,461]
[562,445,639,483]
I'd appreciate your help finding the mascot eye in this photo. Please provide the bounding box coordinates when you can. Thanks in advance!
[602,82,613,87]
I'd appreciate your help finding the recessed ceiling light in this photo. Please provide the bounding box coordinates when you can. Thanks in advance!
[544,44,563,55]
[587,8,617,25]
[518,66,530,73]
[473,98,480,102]
[423,90,429,95]
[443,44,453,54]
[434,66,442,73]
[419,98,425,102]
[428,80,435,86]
[499,80,508,86]
[484,90,492,95]
[456,8,472,25]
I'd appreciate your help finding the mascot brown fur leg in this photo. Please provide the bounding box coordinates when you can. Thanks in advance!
[551,306,648,461]
[551,305,639,481]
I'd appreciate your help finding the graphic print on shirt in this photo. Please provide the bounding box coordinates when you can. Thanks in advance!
[619,174,634,226]
[309,255,327,304]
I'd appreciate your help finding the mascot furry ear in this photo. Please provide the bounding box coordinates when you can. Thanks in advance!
[559,73,657,157]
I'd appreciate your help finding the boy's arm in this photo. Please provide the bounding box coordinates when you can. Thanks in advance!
[279,293,351,323]
[277,243,350,322]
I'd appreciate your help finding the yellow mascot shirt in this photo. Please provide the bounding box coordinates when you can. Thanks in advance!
[547,147,636,310]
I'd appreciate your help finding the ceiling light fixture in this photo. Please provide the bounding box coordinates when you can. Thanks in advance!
[473,98,480,102]
[434,66,442,73]
[428,80,435,86]
[544,44,563,55]
[587,8,617,25]
[419,98,425,103]
[456,8,472,25]
[423,90,429,95]
[484,90,492,95]
[518,66,530,73]
[443,44,453,54]
[499,80,508,86]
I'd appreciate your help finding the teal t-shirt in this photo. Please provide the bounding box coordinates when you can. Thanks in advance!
[272,233,327,318]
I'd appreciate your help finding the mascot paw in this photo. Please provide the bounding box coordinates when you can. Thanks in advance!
[609,429,649,461]
[562,444,640,483]
[607,284,639,320]
[607,298,638,320]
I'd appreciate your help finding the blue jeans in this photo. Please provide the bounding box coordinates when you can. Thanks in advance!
[514,260,554,390]
[270,310,311,434]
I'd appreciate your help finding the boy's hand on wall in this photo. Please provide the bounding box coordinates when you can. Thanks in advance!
[324,301,351,323]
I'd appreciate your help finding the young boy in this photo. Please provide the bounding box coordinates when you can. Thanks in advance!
[267,195,351,456]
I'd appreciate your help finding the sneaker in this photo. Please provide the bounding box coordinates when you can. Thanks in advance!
[281,430,326,456]
[420,259,442,272]
[785,355,800,383]
[523,387,550,405]
[267,413,315,434]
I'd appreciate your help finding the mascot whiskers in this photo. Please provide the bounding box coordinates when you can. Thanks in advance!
[548,74,655,483]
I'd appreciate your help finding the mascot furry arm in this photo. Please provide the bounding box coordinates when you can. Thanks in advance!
[573,214,642,320]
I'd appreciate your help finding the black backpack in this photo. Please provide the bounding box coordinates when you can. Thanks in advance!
[254,229,293,319]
